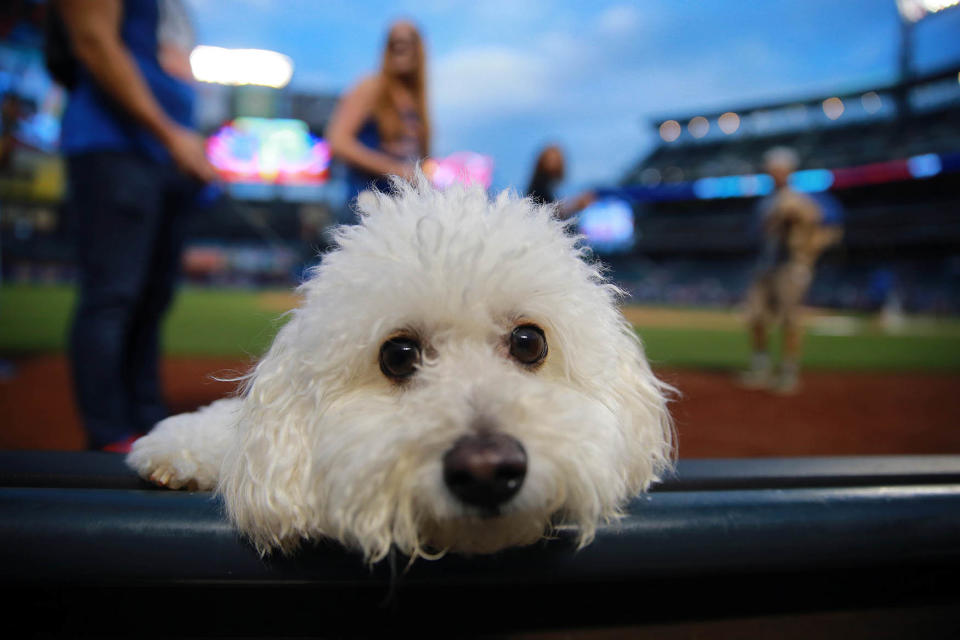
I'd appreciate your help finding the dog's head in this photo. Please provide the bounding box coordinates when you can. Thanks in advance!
[220,175,672,562]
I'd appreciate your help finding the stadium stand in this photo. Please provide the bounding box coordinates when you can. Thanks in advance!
[612,66,960,313]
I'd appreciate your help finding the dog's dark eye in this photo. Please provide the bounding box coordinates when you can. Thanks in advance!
[379,337,421,380]
[509,325,547,366]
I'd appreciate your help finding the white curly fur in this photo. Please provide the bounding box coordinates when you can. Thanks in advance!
[128,174,673,563]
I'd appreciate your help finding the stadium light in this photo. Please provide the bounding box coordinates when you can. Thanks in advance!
[861,91,883,114]
[718,112,740,134]
[688,116,710,138]
[190,46,294,88]
[659,120,682,142]
[822,97,845,120]
[896,0,960,22]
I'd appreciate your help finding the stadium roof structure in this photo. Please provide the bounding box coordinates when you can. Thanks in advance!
[624,65,960,190]
[646,66,960,138]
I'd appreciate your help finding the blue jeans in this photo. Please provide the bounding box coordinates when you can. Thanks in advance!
[67,152,198,448]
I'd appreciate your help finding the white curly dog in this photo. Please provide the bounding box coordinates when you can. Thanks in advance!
[128,176,673,563]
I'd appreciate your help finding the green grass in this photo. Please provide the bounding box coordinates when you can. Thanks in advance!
[0,284,287,357]
[637,327,960,371]
[2,284,959,371]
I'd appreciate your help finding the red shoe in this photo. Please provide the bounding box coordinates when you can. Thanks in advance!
[101,433,142,454]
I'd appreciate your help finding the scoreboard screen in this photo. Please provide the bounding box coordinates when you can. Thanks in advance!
[206,117,330,184]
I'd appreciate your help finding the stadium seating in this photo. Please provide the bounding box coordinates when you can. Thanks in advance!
[616,66,960,312]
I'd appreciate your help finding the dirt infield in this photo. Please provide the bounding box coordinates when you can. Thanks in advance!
[2,355,958,456]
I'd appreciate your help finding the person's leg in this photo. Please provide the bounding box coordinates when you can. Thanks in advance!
[126,167,197,432]
[68,152,164,448]
[741,275,774,387]
[774,263,813,393]
[779,319,803,391]
[750,318,768,356]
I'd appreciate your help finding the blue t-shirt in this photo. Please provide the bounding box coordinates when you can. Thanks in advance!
[60,0,195,163]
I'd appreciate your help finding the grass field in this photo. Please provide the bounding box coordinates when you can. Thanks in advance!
[2,284,959,371]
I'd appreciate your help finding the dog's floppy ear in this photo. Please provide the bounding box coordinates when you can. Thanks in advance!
[218,326,318,554]
[609,322,675,490]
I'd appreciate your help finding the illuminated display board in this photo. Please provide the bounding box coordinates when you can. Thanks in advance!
[578,197,635,253]
[422,151,494,190]
[206,117,330,184]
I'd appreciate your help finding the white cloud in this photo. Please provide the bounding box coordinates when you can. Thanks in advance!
[469,0,552,25]
[432,16,818,190]
[427,15,669,188]
[432,45,552,116]
[594,4,642,37]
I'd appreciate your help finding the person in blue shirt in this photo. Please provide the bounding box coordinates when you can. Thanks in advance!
[56,0,216,452]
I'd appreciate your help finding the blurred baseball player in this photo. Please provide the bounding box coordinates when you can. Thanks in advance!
[741,148,843,393]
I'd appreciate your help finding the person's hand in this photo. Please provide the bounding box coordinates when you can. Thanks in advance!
[390,160,416,182]
[162,124,218,183]
[573,190,596,211]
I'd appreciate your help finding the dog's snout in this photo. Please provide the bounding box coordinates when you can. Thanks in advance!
[443,432,527,510]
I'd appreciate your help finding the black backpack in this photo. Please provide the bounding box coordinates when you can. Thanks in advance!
[44,6,78,90]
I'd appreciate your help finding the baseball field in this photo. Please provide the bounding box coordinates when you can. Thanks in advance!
[2,284,959,456]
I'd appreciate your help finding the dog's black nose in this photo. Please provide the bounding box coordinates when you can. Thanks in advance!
[443,432,527,509]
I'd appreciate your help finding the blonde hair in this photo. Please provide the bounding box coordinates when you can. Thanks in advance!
[374,22,431,157]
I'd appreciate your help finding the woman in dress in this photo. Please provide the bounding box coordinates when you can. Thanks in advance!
[327,20,431,221]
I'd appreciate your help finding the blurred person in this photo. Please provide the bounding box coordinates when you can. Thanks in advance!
[0,93,25,380]
[741,147,842,393]
[0,93,24,171]
[326,20,430,223]
[54,0,216,451]
[525,145,595,219]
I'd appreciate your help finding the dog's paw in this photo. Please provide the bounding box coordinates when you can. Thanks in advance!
[128,433,214,491]
[143,456,204,491]
[126,398,240,491]
[149,464,201,491]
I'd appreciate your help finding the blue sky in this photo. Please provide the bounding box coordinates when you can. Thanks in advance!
[186,0,960,195]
